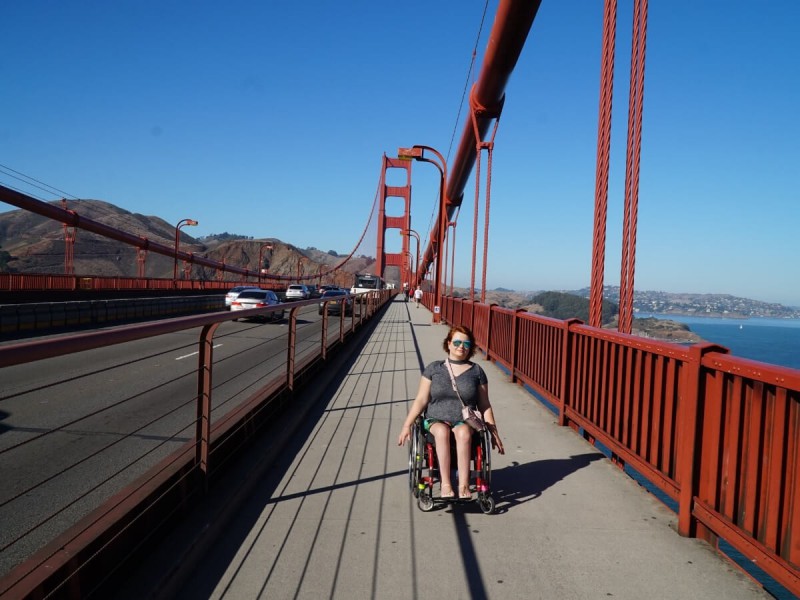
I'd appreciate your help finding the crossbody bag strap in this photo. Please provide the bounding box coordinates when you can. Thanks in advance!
[445,359,467,408]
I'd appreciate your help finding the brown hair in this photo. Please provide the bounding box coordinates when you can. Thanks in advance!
[442,325,476,360]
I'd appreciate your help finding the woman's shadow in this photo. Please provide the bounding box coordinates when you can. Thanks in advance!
[488,452,604,514]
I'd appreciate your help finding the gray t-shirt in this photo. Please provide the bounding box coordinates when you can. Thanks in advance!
[422,360,488,423]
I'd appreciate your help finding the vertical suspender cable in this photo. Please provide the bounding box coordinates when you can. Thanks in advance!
[619,0,648,333]
[589,0,617,328]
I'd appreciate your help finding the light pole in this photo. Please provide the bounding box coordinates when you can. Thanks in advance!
[447,220,457,296]
[400,228,420,288]
[259,242,273,284]
[173,218,198,282]
[403,250,416,294]
[398,145,448,323]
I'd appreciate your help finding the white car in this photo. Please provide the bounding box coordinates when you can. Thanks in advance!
[285,284,310,300]
[230,289,284,322]
[225,286,261,309]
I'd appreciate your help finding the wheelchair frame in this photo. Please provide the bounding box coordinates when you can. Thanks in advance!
[407,416,496,514]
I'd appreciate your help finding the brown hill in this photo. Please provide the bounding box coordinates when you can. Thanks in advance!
[0,200,374,284]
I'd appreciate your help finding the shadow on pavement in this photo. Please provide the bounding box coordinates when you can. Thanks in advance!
[490,453,605,514]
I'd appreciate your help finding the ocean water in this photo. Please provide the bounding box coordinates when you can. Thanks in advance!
[650,314,800,370]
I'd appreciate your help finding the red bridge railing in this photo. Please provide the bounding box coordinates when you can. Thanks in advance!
[0,290,394,598]
[0,272,265,292]
[441,295,799,597]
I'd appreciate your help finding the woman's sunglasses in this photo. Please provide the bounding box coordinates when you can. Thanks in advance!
[451,339,472,349]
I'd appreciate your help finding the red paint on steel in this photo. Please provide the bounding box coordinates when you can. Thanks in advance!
[441,297,799,595]
[619,0,649,334]
[590,0,618,328]
[197,322,220,485]
[376,155,412,282]
[418,0,543,279]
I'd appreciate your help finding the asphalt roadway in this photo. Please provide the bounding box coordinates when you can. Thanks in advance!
[124,296,772,600]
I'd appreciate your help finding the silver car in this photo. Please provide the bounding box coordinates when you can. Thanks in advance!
[225,286,261,309]
[285,284,310,300]
[230,289,285,322]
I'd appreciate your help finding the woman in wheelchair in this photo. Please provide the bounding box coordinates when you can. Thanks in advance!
[397,325,504,500]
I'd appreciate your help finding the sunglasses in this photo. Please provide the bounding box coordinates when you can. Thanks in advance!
[451,339,472,349]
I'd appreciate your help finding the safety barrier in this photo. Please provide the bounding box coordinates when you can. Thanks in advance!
[441,295,799,598]
[0,289,394,598]
[0,296,227,335]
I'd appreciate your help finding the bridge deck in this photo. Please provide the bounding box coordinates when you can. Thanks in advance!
[134,297,769,599]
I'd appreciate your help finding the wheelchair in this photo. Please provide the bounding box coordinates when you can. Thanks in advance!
[407,416,496,514]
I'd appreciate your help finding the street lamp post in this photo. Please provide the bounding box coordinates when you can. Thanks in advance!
[173,218,198,282]
[447,220,457,296]
[259,242,273,284]
[399,228,420,289]
[403,250,416,295]
[398,145,448,323]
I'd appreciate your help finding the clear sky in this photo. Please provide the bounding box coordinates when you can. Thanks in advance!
[2,1,799,306]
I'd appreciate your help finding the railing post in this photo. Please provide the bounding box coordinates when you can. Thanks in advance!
[470,299,477,337]
[340,299,347,342]
[320,306,328,360]
[196,322,220,490]
[287,306,298,391]
[558,319,582,427]
[485,303,497,361]
[510,308,525,383]
[676,342,728,537]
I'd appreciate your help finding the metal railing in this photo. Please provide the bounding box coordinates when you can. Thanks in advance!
[441,295,799,597]
[0,289,394,598]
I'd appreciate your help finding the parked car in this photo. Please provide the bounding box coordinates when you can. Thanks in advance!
[318,289,353,316]
[225,285,261,309]
[285,284,311,300]
[230,289,284,322]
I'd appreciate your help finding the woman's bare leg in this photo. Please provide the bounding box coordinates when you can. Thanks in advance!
[454,425,472,497]
[429,422,453,496]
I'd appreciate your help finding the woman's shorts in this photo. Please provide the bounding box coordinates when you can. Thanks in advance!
[423,418,467,432]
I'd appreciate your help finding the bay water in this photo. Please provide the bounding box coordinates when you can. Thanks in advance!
[650,314,800,371]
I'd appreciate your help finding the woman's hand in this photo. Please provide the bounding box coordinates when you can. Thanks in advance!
[489,426,505,454]
[397,425,411,446]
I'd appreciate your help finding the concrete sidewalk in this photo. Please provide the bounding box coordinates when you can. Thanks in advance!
[171,297,770,599]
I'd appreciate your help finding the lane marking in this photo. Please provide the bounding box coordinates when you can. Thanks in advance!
[176,343,223,360]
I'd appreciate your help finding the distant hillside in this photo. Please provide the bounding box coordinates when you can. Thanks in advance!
[0,200,374,283]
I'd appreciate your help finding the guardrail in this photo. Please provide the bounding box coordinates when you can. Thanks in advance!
[0,295,227,335]
[441,296,799,598]
[0,272,265,292]
[0,289,394,598]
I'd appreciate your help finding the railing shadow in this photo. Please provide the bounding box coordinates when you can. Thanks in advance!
[490,453,604,514]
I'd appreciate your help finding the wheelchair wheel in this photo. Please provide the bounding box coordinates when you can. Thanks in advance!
[478,493,495,515]
[477,429,492,488]
[407,420,424,497]
[417,490,435,512]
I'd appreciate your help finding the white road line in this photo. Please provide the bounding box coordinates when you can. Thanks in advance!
[176,343,223,360]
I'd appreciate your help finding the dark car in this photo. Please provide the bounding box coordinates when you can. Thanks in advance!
[230,289,284,322]
[318,289,352,316]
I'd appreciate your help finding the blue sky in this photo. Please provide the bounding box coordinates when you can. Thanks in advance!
[2,1,799,306]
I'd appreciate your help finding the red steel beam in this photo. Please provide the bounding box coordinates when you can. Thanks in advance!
[0,183,263,279]
[418,0,542,277]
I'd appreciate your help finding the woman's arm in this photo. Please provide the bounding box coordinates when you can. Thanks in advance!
[397,376,432,446]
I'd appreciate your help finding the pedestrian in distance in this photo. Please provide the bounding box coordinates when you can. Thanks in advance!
[413,285,423,307]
